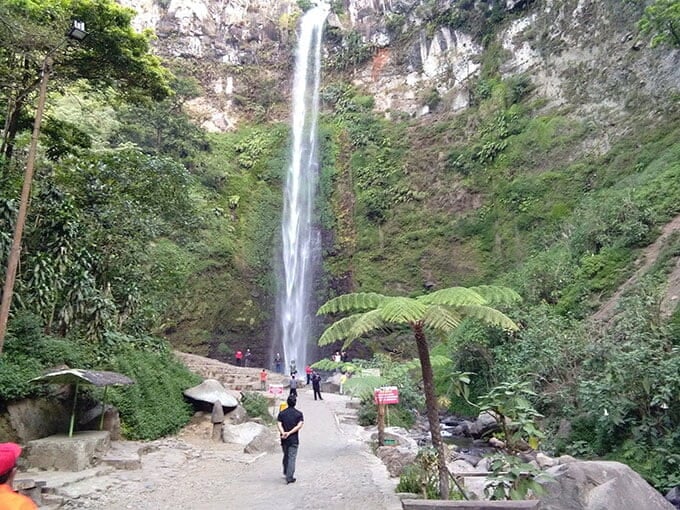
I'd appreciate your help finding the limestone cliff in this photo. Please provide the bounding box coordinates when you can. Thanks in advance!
[118,0,679,134]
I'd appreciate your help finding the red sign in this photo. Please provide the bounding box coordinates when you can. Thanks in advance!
[374,386,399,405]
[269,384,284,395]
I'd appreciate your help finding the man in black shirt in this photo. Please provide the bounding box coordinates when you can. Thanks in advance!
[311,371,323,400]
[277,395,304,484]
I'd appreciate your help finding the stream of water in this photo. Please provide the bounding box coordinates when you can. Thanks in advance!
[277,5,328,373]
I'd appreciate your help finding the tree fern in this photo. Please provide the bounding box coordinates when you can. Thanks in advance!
[316,285,520,500]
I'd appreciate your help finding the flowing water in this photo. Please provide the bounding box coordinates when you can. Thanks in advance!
[277,5,328,373]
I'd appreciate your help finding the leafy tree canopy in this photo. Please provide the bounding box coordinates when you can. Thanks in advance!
[0,0,171,100]
[639,0,680,48]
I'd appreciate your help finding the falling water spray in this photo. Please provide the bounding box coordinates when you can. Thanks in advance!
[277,5,328,373]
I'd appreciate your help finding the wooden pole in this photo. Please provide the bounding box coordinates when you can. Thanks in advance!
[377,403,385,446]
[0,57,52,352]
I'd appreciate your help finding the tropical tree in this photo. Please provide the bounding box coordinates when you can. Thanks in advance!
[317,286,521,500]
[0,0,171,161]
[639,0,680,48]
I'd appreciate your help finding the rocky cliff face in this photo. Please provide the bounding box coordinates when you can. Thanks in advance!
[115,0,679,358]
[118,0,678,134]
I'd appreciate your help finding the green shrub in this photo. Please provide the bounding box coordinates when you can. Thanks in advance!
[107,345,201,440]
[241,391,272,423]
[0,356,43,401]
[396,448,466,499]
[357,395,377,426]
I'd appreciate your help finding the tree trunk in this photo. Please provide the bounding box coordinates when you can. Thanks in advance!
[413,322,450,499]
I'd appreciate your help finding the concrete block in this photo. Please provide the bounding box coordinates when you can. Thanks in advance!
[24,431,111,471]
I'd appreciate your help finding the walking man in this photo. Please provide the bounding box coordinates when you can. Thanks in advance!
[277,395,304,484]
[289,373,298,398]
[311,370,322,400]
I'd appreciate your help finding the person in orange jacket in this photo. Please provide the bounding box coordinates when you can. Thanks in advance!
[0,443,37,509]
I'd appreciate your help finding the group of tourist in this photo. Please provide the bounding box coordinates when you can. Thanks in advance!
[233,348,253,367]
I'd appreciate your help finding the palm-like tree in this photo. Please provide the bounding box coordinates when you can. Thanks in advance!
[317,286,520,500]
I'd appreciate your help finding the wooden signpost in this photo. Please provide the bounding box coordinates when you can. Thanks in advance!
[374,386,399,446]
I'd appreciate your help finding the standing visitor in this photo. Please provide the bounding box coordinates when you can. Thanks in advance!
[340,372,348,395]
[274,352,282,373]
[0,442,38,509]
[289,373,298,398]
[260,369,268,391]
[235,350,243,366]
[244,348,252,367]
[305,365,313,385]
[333,351,341,363]
[289,359,296,376]
[277,395,304,484]
[311,370,323,400]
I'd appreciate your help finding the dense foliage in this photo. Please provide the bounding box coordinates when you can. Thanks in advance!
[0,0,677,489]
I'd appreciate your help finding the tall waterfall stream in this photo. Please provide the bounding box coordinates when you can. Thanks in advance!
[277,5,328,373]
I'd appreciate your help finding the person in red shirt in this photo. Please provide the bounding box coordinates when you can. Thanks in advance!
[305,365,313,385]
[260,369,268,391]
[235,350,243,366]
[0,442,38,509]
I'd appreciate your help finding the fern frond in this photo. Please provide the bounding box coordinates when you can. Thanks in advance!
[349,309,386,337]
[469,285,522,305]
[318,310,387,346]
[423,305,462,332]
[457,304,519,331]
[317,292,387,315]
[318,315,360,345]
[380,297,428,324]
[418,287,486,306]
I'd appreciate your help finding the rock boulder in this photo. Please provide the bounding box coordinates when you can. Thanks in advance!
[540,460,674,510]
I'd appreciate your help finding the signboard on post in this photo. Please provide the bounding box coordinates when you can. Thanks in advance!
[269,384,284,395]
[374,386,399,405]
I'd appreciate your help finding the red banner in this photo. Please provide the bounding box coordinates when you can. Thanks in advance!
[374,386,399,405]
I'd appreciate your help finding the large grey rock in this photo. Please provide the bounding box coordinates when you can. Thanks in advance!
[244,427,279,454]
[224,404,248,425]
[540,460,674,510]
[183,379,238,407]
[666,486,680,509]
[375,446,417,477]
[222,422,267,446]
[6,398,71,442]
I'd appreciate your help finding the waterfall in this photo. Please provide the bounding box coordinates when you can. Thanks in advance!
[277,5,328,374]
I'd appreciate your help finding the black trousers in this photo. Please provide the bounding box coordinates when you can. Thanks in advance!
[313,386,322,400]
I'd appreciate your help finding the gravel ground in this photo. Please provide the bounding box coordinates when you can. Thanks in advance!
[53,389,401,510]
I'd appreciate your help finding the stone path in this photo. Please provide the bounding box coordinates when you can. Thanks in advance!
[26,388,401,510]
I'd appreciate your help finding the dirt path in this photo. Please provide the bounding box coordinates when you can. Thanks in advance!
[43,389,400,510]
[592,212,680,322]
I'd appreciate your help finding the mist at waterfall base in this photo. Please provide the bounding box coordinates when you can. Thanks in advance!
[274,5,329,375]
